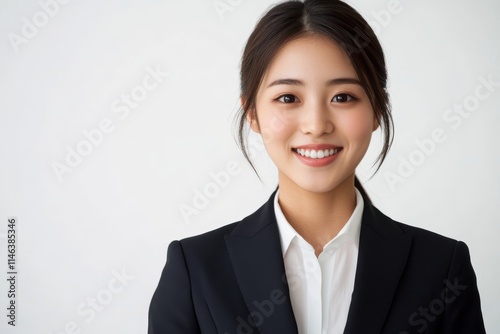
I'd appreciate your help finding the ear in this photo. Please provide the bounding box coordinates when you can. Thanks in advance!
[241,97,260,133]
[247,109,261,133]
[372,114,380,132]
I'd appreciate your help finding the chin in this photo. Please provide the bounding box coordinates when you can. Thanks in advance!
[291,178,347,194]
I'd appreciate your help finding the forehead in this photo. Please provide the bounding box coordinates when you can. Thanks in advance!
[261,34,358,85]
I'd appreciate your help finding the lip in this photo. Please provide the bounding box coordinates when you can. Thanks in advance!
[293,143,341,150]
[292,144,343,167]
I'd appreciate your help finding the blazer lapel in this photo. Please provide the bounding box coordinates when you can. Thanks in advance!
[344,198,413,334]
[225,191,299,334]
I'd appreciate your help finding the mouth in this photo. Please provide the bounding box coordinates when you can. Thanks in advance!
[291,147,343,159]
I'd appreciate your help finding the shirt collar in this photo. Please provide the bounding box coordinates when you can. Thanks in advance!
[274,188,364,256]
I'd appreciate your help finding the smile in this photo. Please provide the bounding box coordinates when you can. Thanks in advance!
[292,147,342,159]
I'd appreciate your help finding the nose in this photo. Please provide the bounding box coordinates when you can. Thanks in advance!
[300,100,334,136]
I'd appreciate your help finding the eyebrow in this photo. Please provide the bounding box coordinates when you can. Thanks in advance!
[266,77,362,88]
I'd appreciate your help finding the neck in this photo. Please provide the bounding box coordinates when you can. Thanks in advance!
[277,174,357,256]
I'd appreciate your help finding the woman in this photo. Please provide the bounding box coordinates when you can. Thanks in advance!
[148,0,485,333]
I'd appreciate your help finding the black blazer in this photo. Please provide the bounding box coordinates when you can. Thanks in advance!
[148,191,485,333]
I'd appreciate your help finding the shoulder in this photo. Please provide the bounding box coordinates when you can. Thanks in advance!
[369,203,459,245]
[396,218,458,249]
[368,206,485,332]
[176,192,277,255]
[369,204,472,270]
[178,221,240,253]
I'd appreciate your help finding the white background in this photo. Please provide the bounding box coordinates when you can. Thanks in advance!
[0,0,499,333]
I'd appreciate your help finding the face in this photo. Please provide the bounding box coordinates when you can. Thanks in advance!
[247,35,378,194]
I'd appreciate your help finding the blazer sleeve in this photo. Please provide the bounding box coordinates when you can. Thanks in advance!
[441,241,486,333]
[148,240,201,334]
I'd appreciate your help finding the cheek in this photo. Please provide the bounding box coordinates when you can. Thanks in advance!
[338,110,374,143]
[258,110,297,147]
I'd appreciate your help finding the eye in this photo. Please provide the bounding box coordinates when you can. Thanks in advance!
[276,94,299,103]
[332,93,355,103]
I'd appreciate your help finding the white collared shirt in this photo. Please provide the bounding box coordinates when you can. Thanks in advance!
[274,188,364,334]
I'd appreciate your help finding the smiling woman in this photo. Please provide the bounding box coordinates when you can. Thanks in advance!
[148,1,486,333]
[247,35,378,259]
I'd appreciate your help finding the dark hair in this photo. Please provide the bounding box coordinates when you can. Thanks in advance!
[236,0,393,197]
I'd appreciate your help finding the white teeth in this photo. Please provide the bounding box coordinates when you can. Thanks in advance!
[295,148,340,159]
